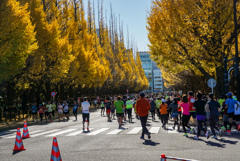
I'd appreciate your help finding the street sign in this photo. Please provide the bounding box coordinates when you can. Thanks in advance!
[51,92,56,97]
[207,78,216,94]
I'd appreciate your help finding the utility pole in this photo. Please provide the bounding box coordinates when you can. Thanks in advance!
[234,0,240,101]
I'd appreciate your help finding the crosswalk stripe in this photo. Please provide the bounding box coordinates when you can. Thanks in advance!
[66,128,94,136]
[127,127,142,134]
[167,127,179,133]
[46,129,76,137]
[87,128,109,135]
[107,129,123,135]
[149,127,160,134]
[4,130,44,139]
[31,129,61,137]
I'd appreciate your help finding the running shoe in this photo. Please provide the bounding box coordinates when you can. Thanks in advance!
[140,136,144,139]
[221,126,226,130]
[148,132,151,139]
[87,128,90,132]
[227,130,231,135]
[190,128,195,134]
[83,127,85,131]
[205,131,209,139]
[172,126,175,130]
[211,135,217,139]
[183,133,188,137]
[193,136,199,140]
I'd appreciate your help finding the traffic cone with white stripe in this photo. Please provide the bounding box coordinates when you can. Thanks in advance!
[51,137,62,161]
[160,154,166,161]
[13,128,26,151]
[22,121,30,138]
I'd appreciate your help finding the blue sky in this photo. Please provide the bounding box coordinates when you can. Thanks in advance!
[83,0,152,51]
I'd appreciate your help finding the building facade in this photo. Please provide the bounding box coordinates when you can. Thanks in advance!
[139,52,163,92]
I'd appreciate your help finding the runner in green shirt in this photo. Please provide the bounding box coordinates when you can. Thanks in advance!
[114,96,125,129]
[126,97,133,122]
[155,98,162,119]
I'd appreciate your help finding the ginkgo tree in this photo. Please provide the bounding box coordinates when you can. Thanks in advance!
[147,0,240,96]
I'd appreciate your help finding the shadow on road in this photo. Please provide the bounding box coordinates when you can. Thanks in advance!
[12,151,24,155]
[188,137,226,148]
[216,138,238,145]
[143,140,160,146]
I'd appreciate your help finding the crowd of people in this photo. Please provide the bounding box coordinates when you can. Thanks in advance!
[27,91,240,140]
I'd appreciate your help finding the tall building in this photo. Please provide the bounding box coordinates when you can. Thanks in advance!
[139,52,163,92]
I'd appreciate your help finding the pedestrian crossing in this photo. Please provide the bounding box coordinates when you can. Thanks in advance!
[0,126,181,139]
[1,127,238,139]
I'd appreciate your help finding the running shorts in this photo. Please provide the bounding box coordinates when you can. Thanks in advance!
[82,113,90,122]
[63,111,69,115]
[111,109,115,113]
[106,109,111,114]
[171,113,178,118]
[223,114,229,122]
[116,113,123,117]
[228,113,234,119]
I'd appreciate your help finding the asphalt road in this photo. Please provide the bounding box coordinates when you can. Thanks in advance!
[0,109,240,161]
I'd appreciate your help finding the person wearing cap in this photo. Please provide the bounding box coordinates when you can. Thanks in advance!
[160,99,168,129]
[225,92,237,133]
[136,92,151,139]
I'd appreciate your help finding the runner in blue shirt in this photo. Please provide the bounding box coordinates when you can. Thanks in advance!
[31,103,38,122]
[225,92,237,133]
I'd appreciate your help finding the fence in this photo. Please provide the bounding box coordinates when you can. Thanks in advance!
[161,154,199,161]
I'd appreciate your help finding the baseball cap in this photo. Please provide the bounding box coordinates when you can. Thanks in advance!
[227,92,232,97]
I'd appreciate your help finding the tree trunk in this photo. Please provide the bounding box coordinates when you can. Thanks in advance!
[215,66,225,98]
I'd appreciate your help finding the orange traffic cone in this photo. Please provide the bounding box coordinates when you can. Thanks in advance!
[22,121,30,138]
[13,128,26,151]
[51,137,62,161]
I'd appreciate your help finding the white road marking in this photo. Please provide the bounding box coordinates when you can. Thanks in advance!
[46,129,76,137]
[87,128,109,135]
[66,128,94,136]
[4,130,44,139]
[31,129,61,137]
[167,127,179,133]
[149,127,160,134]
[107,129,123,135]
[127,127,142,134]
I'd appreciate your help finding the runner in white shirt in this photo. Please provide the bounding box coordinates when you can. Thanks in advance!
[63,101,69,121]
[234,101,240,131]
[81,97,90,131]
[58,103,63,121]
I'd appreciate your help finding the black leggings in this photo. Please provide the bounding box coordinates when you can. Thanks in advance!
[151,111,155,120]
[127,109,132,120]
[182,114,191,133]
[73,111,77,119]
[178,111,182,123]
[197,120,207,137]
[140,115,149,137]
[210,119,219,136]
[161,114,168,126]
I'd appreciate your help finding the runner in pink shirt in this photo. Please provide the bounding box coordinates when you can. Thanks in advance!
[180,95,192,136]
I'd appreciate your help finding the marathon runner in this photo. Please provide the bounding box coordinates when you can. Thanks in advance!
[205,93,223,139]
[193,91,209,140]
[169,98,179,130]
[81,97,90,131]
[126,97,133,123]
[105,98,112,122]
[114,96,125,129]
[136,92,151,140]
[225,92,237,133]
[150,98,156,121]
[180,95,191,137]
[100,100,105,116]
[188,91,197,134]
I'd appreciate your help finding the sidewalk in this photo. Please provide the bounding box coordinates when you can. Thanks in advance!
[0,106,98,132]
